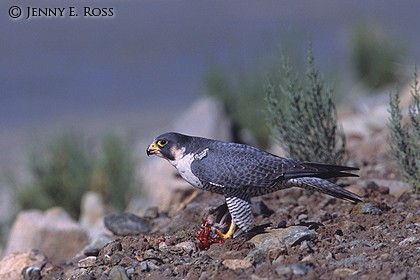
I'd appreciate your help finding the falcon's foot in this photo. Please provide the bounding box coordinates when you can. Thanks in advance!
[215,221,236,239]
[197,203,238,249]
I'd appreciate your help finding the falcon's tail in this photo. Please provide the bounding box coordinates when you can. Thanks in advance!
[283,162,359,180]
[286,177,363,203]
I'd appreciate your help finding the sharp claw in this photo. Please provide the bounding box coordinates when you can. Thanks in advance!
[215,222,236,239]
[215,228,230,239]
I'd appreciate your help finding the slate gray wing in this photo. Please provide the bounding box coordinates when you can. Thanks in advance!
[190,141,291,189]
[190,141,359,189]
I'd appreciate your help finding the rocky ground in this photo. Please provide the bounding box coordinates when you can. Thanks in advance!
[1,95,419,279]
[23,161,419,279]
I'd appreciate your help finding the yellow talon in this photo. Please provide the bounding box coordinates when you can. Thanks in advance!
[215,221,236,239]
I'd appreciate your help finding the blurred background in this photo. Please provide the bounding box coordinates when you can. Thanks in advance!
[1,0,420,244]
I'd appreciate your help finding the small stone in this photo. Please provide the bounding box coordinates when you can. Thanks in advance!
[275,266,292,278]
[250,226,317,249]
[125,267,135,277]
[273,255,286,265]
[175,241,197,254]
[78,256,98,268]
[373,243,386,250]
[139,261,161,272]
[221,250,243,260]
[339,256,366,267]
[108,265,129,280]
[299,240,314,254]
[68,269,94,280]
[104,212,151,236]
[158,242,169,252]
[333,268,356,277]
[163,267,174,277]
[390,272,408,280]
[326,251,335,260]
[199,271,211,280]
[380,253,390,260]
[83,233,115,257]
[102,241,123,257]
[139,261,149,272]
[301,254,315,263]
[283,227,317,246]
[290,263,310,276]
[222,259,253,270]
[349,239,375,248]
[371,224,388,232]
[277,220,287,228]
[21,266,41,280]
[245,249,265,265]
[361,203,383,215]
[297,214,308,221]
[398,236,420,247]
[250,275,267,280]
[404,212,414,222]
[130,261,140,267]
[168,246,183,255]
[335,229,344,236]
[335,229,345,243]
[362,180,380,191]
[83,247,100,257]
[144,207,159,219]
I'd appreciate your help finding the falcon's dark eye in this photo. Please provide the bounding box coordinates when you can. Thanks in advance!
[157,139,168,147]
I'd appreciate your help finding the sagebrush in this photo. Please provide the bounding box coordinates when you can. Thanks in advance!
[388,67,420,193]
[90,133,136,211]
[18,132,93,219]
[17,132,138,218]
[266,47,346,165]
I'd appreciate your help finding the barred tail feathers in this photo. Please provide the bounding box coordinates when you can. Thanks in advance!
[287,177,362,203]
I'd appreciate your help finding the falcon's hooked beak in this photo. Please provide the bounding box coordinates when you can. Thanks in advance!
[146,142,160,156]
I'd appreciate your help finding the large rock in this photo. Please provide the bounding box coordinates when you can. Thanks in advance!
[0,249,47,280]
[5,207,89,263]
[139,96,233,213]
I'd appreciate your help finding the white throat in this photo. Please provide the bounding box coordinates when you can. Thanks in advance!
[168,148,202,188]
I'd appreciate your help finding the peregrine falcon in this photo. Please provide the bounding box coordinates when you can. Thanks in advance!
[147,132,362,239]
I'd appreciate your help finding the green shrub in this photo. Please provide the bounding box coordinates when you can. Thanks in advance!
[90,133,137,211]
[17,132,138,218]
[18,132,93,219]
[351,24,403,90]
[388,67,420,193]
[266,46,346,164]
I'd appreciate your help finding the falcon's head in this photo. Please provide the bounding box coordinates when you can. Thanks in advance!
[146,132,192,161]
